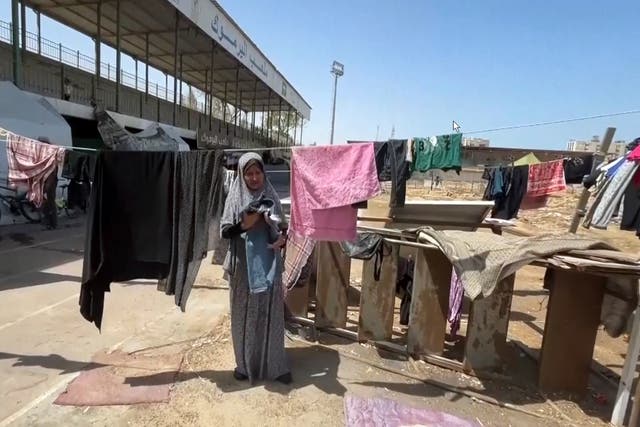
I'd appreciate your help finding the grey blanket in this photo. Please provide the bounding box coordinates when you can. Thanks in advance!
[417,230,618,300]
[158,150,225,310]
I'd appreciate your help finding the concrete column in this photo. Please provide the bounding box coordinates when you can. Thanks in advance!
[251,78,257,140]
[172,10,179,125]
[299,115,304,145]
[234,64,239,137]
[115,0,121,112]
[36,9,41,55]
[293,112,298,145]
[145,33,149,100]
[95,0,101,96]
[20,1,26,52]
[11,0,22,88]
[178,53,183,108]
[208,42,215,130]
[277,98,283,147]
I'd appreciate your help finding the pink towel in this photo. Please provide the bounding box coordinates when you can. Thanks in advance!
[290,144,381,241]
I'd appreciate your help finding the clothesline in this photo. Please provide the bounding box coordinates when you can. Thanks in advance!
[483,155,587,170]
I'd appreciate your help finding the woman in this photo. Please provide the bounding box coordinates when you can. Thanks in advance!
[220,152,291,384]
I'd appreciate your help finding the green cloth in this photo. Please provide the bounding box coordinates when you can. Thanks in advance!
[412,133,463,173]
[513,153,540,166]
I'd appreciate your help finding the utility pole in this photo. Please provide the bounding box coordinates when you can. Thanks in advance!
[329,60,344,145]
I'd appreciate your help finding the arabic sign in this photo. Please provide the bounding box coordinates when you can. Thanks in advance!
[167,0,311,119]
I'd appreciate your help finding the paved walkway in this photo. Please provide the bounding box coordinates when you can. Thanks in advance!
[0,220,228,426]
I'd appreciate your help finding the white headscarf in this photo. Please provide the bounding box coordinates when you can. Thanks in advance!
[220,152,283,275]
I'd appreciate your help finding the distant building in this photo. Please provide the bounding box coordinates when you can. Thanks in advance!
[463,137,490,148]
[567,135,627,156]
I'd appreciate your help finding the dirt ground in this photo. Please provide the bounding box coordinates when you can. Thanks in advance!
[21,182,639,426]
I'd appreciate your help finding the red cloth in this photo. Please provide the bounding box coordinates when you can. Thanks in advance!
[526,159,566,197]
[628,144,640,161]
[6,133,65,207]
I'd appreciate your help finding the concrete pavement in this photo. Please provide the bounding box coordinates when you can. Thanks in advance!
[0,219,229,426]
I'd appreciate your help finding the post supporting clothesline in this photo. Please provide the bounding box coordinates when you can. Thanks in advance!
[568,127,616,233]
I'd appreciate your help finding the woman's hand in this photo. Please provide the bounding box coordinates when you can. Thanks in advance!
[268,234,286,250]
[241,212,262,230]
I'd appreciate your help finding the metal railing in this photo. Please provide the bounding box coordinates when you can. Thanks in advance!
[0,20,227,116]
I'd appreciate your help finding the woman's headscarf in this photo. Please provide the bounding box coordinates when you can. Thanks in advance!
[221,152,284,275]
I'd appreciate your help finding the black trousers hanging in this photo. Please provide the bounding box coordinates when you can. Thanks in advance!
[42,167,58,229]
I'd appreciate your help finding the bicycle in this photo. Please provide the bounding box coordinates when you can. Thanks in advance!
[0,185,42,223]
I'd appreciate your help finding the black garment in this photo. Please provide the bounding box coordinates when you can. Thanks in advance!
[340,232,390,280]
[62,151,95,212]
[372,140,411,207]
[158,150,225,311]
[221,222,244,239]
[491,165,528,220]
[67,180,91,211]
[42,167,58,229]
[81,151,175,330]
[62,151,96,182]
[564,156,594,184]
[397,256,414,326]
[482,168,494,200]
[621,182,640,237]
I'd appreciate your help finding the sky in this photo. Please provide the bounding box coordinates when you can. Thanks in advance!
[1,1,639,149]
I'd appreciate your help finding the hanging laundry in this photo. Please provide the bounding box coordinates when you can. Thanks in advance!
[339,233,390,281]
[448,268,464,337]
[81,150,225,330]
[588,160,639,229]
[406,138,414,163]
[81,151,175,330]
[629,140,640,160]
[373,140,411,207]
[62,150,96,182]
[62,151,95,212]
[158,150,225,308]
[484,165,529,220]
[526,159,566,197]
[289,144,380,241]
[210,168,237,266]
[397,255,414,326]
[564,155,594,184]
[6,133,65,207]
[283,232,316,291]
[411,133,462,174]
[621,181,640,238]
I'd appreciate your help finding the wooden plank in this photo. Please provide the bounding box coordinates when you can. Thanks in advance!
[538,269,605,394]
[464,274,515,372]
[285,282,309,318]
[314,241,351,328]
[407,248,452,357]
[358,244,399,341]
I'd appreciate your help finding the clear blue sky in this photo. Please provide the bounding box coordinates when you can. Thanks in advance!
[1,1,639,149]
